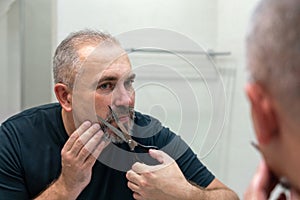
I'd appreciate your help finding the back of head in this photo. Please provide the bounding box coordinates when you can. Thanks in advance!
[247,0,300,122]
[53,29,119,88]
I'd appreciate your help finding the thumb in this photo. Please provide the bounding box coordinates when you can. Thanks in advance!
[149,149,174,165]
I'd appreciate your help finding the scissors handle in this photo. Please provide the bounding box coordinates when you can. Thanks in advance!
[134,142,158,153]
[132,143,160,164]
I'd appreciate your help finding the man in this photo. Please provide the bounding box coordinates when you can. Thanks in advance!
[244,0,300,199]
[0,29,238,199]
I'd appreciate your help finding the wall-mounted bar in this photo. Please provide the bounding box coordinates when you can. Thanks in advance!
[125,48,231,57]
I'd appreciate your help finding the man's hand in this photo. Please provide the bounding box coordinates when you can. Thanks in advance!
[126,149,193,200]
[244,160,286,200]
[36,121,108,199]
[59,121,108,194]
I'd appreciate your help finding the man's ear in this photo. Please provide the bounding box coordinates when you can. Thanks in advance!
[54,83,72,112]
[245,83,279,145]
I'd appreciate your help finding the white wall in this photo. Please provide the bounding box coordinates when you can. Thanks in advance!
[0,0,21,122]
[216,0,261,197]
[0,0,55,123]
[56,0,218,48]
[21,0,54,109]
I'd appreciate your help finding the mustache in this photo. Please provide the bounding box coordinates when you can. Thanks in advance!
[105,106,135,123]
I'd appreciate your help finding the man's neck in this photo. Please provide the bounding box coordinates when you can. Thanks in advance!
[61,109,76,136]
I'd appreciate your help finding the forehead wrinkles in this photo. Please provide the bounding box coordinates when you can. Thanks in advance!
[79,50,129,73]
[102,54,132,72]
[77,43,131,84]
[100,63,132,81]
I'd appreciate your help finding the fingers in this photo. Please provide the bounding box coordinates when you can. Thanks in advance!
[132,161,165,173]
[254,160,278,194]
[127,181,139,192]
[148,149,164,163]
[78,128,103,161]
[62,121,110,166]
[244,160,280,200]
[66,123,103,157]
[252,160,269,188]
[148,149,173,165]
[132,162,152,173]
[132,192,142,200]
[79,124,101,146]
[63,121,92,151]
[84,138,109,166]
[132,161,171,175]
[131,150,175,174]
[126,169,141,185]
[126,170,145,199]
[90,137,109,160]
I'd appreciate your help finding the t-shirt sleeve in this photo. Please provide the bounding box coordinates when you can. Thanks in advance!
[0,123,29,199]
[176,147,215,187]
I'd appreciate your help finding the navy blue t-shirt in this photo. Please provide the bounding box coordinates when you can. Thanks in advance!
[0,103,214,199]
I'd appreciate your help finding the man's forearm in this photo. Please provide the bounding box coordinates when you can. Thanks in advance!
[184,183,239,200]
[34,177,81,200]
[165,180,239,200]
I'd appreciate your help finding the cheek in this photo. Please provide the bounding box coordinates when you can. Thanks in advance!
[130,92,135,107]
[94,94,112,116]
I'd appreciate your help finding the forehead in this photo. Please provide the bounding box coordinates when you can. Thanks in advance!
[79,43,132,73]
[80,56,132,87]
[77,45,96,62]
[101,56,132,76]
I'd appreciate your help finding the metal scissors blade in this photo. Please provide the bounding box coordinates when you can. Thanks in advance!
[108,106,130,136]
[107,106,139,151]
[99,106,159,152]
[97,115,128,143]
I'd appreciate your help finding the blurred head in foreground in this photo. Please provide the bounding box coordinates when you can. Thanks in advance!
[245,0,300,197]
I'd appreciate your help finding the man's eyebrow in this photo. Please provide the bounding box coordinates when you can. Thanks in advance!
[97,73,135,83]
[98,76,118,83]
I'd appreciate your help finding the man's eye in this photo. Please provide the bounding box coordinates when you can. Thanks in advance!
[98,83,114,90]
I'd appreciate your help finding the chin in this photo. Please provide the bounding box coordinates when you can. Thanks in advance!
[103,131,124,143]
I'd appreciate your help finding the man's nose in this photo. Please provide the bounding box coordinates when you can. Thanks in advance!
[112,84,134,107]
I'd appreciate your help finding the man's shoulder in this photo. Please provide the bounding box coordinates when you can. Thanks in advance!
[133,111,173,139]
[134,111,164,125]
[0,102,66,149]
[134,111,152,125]
[2,103,61,125]
[0,103,62,136]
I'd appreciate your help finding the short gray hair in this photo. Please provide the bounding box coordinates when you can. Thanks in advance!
[247,0,300,118]
[53,29,119,88]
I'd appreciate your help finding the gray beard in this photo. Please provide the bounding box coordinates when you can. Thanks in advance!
[103,131,124,143]
[103,119,134,144]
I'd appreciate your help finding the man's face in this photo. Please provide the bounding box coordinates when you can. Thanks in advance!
[71,45,135,143]
[95,57,136,142]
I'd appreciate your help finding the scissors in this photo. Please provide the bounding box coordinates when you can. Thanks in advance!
[97,106,158,153]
